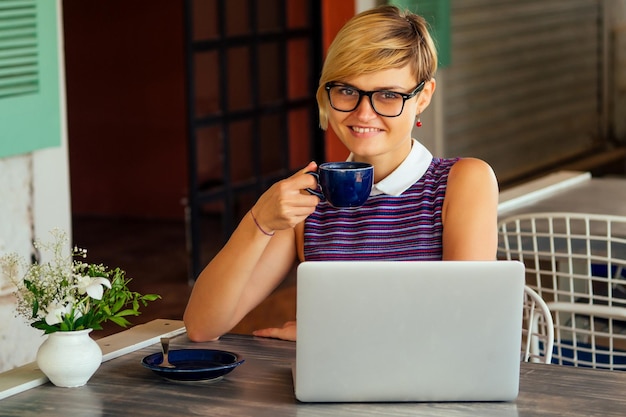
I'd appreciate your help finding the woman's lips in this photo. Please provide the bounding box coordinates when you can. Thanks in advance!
[351,126,382,133]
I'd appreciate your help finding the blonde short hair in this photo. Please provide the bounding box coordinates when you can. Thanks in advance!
[316,5,438,130]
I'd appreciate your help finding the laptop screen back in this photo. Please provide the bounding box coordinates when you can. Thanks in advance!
[295,260,525,402]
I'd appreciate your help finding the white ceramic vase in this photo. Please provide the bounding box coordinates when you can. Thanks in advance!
[36,328,102,387]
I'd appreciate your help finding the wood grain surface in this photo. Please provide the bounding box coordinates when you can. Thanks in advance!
[2,331,626,416]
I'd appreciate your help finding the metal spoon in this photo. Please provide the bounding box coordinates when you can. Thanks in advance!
[160,337,175,368]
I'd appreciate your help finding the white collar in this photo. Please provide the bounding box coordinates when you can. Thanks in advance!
[347,139,433,196]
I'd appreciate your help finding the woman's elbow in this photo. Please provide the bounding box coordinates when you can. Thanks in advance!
[183,312,224,342]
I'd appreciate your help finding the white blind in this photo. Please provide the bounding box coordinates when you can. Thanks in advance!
[0,0,38,99]
[443,0,602,183]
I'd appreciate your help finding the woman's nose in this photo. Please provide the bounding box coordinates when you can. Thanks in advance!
[353,95,378,121]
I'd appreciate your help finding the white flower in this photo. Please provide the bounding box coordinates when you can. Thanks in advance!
[44,301,73,326]
[1,228,159,334]
[75,275,112,300]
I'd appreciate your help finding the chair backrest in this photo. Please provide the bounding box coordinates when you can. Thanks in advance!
[522,285,554,364]
[499,212,626,370]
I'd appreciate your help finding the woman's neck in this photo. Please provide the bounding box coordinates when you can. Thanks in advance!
[353,139,414,183]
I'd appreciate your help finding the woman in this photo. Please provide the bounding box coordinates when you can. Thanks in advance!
[184,5,498,342]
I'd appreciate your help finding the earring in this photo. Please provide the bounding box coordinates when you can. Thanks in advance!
[415,115,422,128]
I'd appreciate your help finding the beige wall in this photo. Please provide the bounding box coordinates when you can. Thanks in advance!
[609,0,626,140]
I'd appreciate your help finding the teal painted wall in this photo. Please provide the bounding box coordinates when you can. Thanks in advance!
[390,0,451,68]
[0,1,62,157]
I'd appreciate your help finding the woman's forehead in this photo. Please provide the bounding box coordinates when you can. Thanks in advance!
[341,66,417,90]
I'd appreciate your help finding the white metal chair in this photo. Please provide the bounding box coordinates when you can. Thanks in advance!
[499,212,626,370]
[522,285,554,364]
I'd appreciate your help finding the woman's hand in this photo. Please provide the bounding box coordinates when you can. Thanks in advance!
[252,320,297,341]
[184,162,319,343]
[250,162,320,234]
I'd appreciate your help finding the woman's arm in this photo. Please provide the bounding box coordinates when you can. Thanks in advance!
[183,163,320,342]
[441,158,499,260]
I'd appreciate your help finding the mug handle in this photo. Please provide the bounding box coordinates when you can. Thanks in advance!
[305,171,325,200]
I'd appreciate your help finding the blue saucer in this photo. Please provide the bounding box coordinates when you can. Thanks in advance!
[142,349,244,382]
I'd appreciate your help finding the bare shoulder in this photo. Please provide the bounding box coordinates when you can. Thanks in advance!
[442,158,499,259]
[447,157,498,192]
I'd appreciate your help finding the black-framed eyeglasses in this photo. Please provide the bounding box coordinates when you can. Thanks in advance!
[325,81,425,117]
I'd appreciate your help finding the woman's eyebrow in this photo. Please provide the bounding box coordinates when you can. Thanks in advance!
[338,82,409,91]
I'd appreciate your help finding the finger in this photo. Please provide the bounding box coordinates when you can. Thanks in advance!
[297,161,318,175]
[285,161,315,180]
[252,322,297,341]
[291,162,320,191]
[252,327,282,338]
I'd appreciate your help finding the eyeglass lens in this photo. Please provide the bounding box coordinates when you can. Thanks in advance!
[328,86,406,117]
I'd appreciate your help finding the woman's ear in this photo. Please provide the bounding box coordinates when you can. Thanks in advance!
[416,78,436,115]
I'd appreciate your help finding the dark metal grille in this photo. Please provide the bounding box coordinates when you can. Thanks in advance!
[183,0,323,280]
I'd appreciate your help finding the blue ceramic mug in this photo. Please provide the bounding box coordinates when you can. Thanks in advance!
[306,162,374,208]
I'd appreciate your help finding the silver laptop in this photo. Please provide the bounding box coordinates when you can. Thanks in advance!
[295,260,525,403]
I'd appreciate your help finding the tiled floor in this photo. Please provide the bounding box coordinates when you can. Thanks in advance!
[72,216,296,339]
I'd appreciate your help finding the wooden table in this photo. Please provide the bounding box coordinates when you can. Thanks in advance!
[2,321,626,416]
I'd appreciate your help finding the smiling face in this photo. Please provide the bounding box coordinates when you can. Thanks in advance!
[315,6,439,180]
[327,66,435,180]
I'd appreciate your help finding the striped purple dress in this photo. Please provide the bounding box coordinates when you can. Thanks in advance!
[303,157,458,261]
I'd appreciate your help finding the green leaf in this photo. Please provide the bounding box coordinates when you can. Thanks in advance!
[108,316,131,327]
[142,294,161,301]
[6,228,161,333]
[112,298,125,313]
[114,309,141,318]
[32,321,58,334]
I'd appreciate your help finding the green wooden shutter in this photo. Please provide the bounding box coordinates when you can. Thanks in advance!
[0,0,61,157]
[389,0,451,68]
